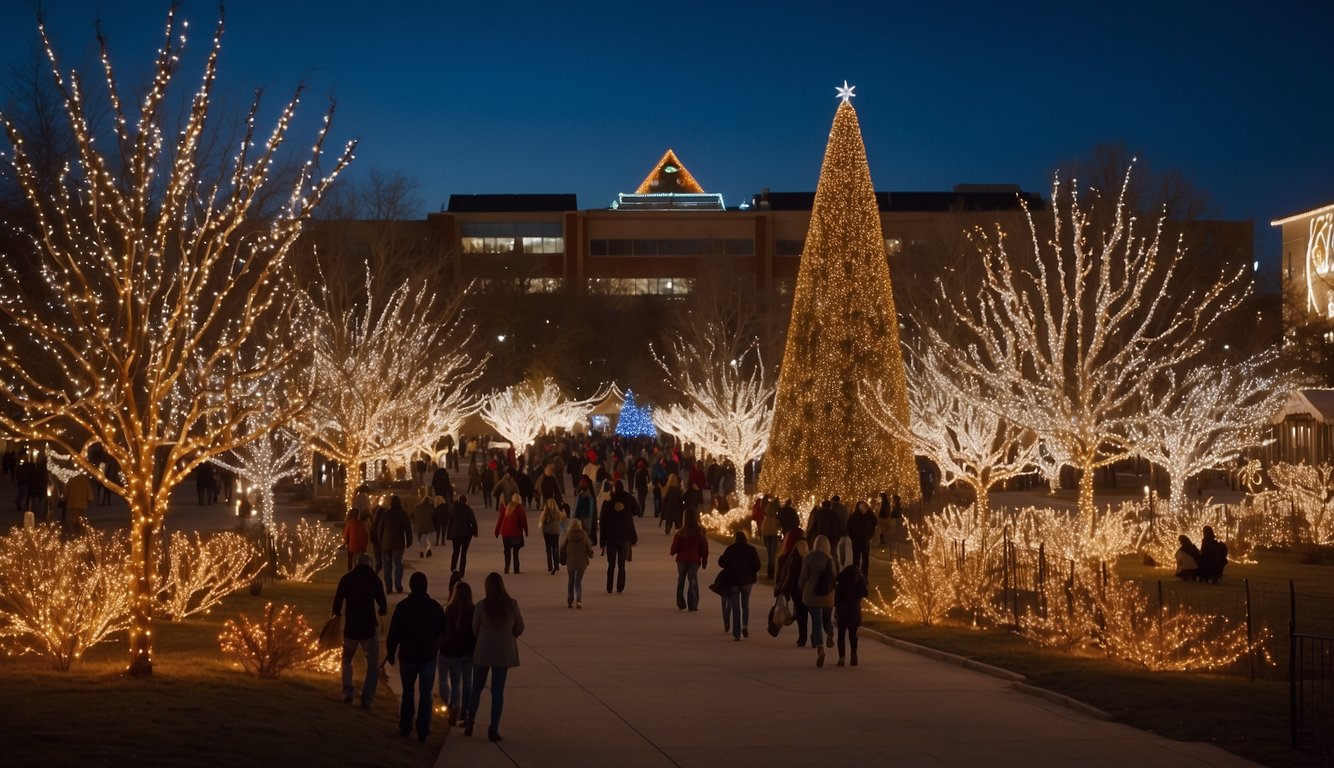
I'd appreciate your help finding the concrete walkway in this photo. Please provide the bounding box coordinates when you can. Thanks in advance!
[382,500,1260,768]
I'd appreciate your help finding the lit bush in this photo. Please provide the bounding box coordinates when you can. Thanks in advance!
[273,518,340,582]
[158,531,263,621]
[0,524,132,670]
[877,524,957,626]
[218,602,337,678]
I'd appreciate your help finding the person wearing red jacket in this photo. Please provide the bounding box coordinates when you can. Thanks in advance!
[494,493,529,574]
[669,515,709,611]
[343,509,369,571]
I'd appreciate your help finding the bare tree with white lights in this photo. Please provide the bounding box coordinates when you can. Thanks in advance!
[0,9,353,675]
[937,168,1243,520]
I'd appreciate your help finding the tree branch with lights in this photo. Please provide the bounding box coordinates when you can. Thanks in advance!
[480,377,604,454]
[0,8,354,675]
[936,168,1244,521]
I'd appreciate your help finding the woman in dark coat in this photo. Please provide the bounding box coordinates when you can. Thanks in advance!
[718,530,761,641]
[774,533,809,647]
[834,563,868,666]
[438,580,476,727]
[660,473,684,535]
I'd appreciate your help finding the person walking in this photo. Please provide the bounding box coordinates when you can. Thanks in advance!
[775,533,809,647]
[412,491,435,558]
[798,534,837,667]
[806,500,844,569]
[494,493,529,575]
[332,553,387,707]
[846,499,878,577]
[718,530,761,641]
[559,518,595,608]
[834,562,868,666]
[539,498,565,575]
[599,483,639,594]
[438,580,476,727]
[759,495,781,579]
[343,509,368,571]
[377,495,413,593]
[62,472,93,529]
[448,494,479,577]
[467,572,525,742]
[539,464,563,508]
[432,494,452,547]
[669,514,709,611]
[385,571,447,742]
[660,473,684,535]
[572,481,597,541]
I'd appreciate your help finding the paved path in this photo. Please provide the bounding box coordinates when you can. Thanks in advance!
[16,470,1255,767]
[383,500,1260,768]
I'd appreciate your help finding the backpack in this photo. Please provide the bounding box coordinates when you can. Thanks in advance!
[813,561,834,596]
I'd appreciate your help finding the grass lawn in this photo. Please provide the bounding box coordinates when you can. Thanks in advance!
[857,545,1334,768]
[0,563,441,768]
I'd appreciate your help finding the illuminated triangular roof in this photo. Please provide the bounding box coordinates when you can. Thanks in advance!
[635,149,705,194]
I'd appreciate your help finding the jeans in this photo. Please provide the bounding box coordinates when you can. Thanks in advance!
[503,537,523,572]
[605,541,630,593]
[567,567,585,604]
[806,605,826,648]
[451,537,471,575]
[398,658,437,737]
[382,549,404,592]
[728,584,753,638]
[851,540,870,577]
[434,523,447,546]
[543,532,560,572]
[763,535,779,577]
[439,653,473,717]
[470,665,510,733]
[675,561,699,610]
[341,634,379,704]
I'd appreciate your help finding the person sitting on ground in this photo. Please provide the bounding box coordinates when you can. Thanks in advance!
[1174,534,1201,581]
[1197,525,1229,583]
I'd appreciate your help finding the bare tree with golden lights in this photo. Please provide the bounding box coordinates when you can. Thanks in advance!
[0,9,354,676]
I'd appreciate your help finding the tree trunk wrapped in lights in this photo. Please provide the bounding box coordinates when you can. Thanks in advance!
[936,168,1243,522]
[0,9,353,676]
[301,273,482,513]
[760,96,918,505]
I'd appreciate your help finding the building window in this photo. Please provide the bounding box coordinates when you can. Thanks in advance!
[775,239,804,256]
[460,221,563,255]
[587,277,692,295]
[587,238,754,257]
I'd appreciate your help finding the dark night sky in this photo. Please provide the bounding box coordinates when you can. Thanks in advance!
[4,1,1331,260]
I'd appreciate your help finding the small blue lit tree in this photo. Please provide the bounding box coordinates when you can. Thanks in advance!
[615,390,657,438]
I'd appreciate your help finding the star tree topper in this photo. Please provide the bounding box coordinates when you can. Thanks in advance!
[835,79,856,104]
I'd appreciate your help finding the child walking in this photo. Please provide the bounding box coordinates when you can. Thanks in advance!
[834,563,868,666]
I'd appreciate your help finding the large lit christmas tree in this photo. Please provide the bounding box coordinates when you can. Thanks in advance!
[760,83,919,504]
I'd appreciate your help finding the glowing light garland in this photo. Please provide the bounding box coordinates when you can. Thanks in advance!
[271,518,341,583]
[301,272,481,513]
[210,415,305,530]
[0,8,354,676]
[936,167,1243,522]
[0,524,132,670]
[761,98,918,503]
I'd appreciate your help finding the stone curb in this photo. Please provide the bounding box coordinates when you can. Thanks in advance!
[862,628,1114,721]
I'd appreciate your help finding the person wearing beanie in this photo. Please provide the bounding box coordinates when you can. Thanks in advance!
[386,571,447,741]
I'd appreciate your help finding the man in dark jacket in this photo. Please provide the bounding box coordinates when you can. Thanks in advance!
[386,571,447,741]
[333,553,388,707]
[776,498,800,534]
[599,482,639,594]
[377,495,413,593]
[431,463,454,504]
[447,493,479,576]
[718,530,761,640]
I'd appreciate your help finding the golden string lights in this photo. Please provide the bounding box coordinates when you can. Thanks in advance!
[0,8,354,676]
[158,531,263,621]
[0,524,132,670]
[760,97,918,504]
[218,602,337,678]
[272,518,341,583]
[480,377,604,451]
